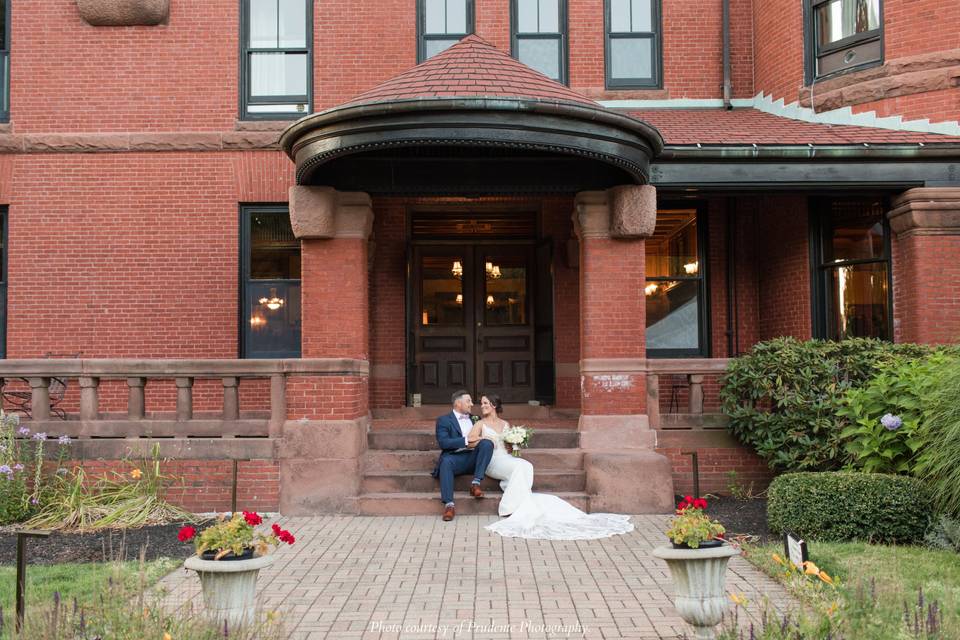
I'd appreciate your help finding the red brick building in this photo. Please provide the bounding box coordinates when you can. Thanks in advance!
[0,0,958,514]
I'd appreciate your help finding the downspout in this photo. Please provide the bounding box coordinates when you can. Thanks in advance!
[722,0,732,109]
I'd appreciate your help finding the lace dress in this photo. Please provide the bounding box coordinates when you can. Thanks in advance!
[480,423,634,540]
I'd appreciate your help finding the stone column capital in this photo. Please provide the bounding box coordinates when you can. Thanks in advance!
[573,191,611,240]
[573,185,657,240]
[289,186,373,240]
[888,188,960,237]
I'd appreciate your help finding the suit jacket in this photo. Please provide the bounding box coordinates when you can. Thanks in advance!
[431,411,470,478]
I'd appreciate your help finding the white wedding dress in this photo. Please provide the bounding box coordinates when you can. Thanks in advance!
[480,423,634,540]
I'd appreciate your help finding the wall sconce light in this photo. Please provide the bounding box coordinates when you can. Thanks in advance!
[455,294,463,305]
[486,294,495,306]
[683,261,699,275]
[644,283,659,296]
[451,261,463,278]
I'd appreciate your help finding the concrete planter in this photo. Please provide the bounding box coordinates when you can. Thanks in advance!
[183,553,274,627]
[652,544,740,640]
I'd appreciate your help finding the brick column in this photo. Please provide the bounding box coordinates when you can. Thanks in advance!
[279,186,373,514]
[888,188,960,344]
[573,186,674,513]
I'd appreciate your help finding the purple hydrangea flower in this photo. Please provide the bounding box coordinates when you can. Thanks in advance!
[0,464,11,474]
[13,463,23,471]
[17,427,30,436]
[32,432,47,441]
[881,413,903,431]
[58,435,71,445]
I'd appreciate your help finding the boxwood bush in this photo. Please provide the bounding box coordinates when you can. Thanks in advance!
[767,472,932,544]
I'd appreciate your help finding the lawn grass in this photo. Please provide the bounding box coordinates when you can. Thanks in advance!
[742,541,959,639]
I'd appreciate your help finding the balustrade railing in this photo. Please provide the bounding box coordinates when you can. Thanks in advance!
[645,358,730,429]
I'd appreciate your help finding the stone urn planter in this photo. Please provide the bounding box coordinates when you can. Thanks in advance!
[652,544,740,640]
[184,552,274,627]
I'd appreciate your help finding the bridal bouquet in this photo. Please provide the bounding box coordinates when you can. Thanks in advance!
[502,425,533,457]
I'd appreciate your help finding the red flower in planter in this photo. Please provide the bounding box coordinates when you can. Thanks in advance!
[243,511,263,526]
[693,498,707,510]
[272,523,282,536]
[178,526,197,542]
[278,530,295,545]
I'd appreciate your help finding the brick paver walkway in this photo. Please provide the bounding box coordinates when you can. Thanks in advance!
[157,515,796,639]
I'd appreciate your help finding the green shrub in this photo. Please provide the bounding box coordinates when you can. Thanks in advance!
[721,337,932,472]
[914,356,960,517]
[924,515,960,553]
[767,472,932,543]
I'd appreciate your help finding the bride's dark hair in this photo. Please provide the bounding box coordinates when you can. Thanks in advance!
[483,394,503,415]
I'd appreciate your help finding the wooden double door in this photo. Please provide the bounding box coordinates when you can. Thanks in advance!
[411,244,536,404]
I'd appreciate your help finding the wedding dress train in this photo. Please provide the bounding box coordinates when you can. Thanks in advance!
[481,424,634,540]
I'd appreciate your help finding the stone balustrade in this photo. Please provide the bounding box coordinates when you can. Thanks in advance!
[645,358,730,430]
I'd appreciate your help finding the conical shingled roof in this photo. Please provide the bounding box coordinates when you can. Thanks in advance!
[346,34,598,108]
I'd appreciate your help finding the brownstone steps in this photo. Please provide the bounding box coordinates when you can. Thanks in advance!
[363,448,585,472]
[370,418,579,431]
[361,469,586,493]
[356,491,590,516]
[368,429,579,450]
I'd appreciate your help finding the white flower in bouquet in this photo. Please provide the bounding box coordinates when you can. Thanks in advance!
[501,425,532,457]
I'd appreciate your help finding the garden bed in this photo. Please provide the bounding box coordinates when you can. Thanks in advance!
[703,496,772,542]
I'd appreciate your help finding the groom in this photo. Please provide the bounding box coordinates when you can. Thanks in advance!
[431,389,494,522]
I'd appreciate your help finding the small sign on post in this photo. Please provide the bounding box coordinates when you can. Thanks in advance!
[16,528,52,632]
[784,531,808,570]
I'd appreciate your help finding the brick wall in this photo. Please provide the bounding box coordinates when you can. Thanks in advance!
[892,233,960,344]
[757,196,812,341]
[657,446,774,496]
[852,88,960,125]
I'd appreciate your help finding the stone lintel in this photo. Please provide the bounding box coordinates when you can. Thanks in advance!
[579,358,648,374]
[76,0,169,26]
[888,188,960,237]
[289,186,373,240]
[574,186,656,240]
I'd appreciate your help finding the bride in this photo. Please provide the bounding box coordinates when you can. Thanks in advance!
[471,394,634,540]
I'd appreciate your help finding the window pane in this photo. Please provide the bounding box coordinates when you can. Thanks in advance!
[0,212,4,283]
[425,0,445,33]
[816,0,880,46]
[425,38,458,58]
[610,37,652,79]
[278,0,306,47]
[518,38,560,79]
[539,0,560,32]
[826,200,885,262]
[829,262,889,340]
[421,256,464,326]
[484,256,527,326]
[646,209,698,278]
[646,280,699,350]
[250,211,300,279]
[247,102,307,113]
[250,52,307,97]
[0,0,5,50]
[247,282,301,357]
[518,0,538,32]
[249,0,278,48]
[630,0,652,32]
[610,0,630,31]
[446,0,468,33]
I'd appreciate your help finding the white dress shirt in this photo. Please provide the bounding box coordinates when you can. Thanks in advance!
[454,411,473,446]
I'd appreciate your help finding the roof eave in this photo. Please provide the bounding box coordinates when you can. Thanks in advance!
[659,143,960,160]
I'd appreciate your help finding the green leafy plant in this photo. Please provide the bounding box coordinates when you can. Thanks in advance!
[725,470,759,500]
[179,511,295,560]
[665,496,726,548]
[924,515,960,553]
[767,472,932,544]
[720,338,933,473]
[914,356,960,517]
[0,411,73,525]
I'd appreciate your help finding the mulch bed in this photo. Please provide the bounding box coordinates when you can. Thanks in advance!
[701,496,773,542]
[0,521,210,565]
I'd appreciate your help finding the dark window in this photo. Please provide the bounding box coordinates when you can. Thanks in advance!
[241,206,301,357]
[240,0,312,119]
[1,0,9,121]
[645,206,707,357]
[605,0,660,88]
[812,198,892,341]
[806,0,882,80]
[0,208,5,357]
[418,0,473,62]
[511,0,566,83]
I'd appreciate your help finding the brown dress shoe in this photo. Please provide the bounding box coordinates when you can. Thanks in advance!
[470,484,484,498]
[442,504,455,521]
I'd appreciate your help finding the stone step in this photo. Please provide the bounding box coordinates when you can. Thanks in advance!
[364,448,584,472]
[372,405,580,421]
[356,491,590,516]
[368,429,579,450]
[361,469,586,493]
[370,418,579,431]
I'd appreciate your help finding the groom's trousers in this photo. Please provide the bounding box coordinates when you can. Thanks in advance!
[437,439,494,504]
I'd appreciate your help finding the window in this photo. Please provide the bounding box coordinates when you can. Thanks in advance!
[1,0,9,121]
[645,206,707,357]
[240,0,312,119]
[605,0,660,88]
[511,0,566,83]
[418,0,473,62]
[241,206,301,357]
[0,208,5,357]
[806,0,882,80]
[812,198,892,341]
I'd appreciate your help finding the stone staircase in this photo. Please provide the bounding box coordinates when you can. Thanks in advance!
[358,416,589,515]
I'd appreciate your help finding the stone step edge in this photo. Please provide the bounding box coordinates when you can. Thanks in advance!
[362,469,583,477]
[358,491,590,500]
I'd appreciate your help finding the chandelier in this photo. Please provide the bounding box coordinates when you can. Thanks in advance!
[258,288,285,311]
[485,262,501,279]
[683,261,699,275]
[451,261,463,279]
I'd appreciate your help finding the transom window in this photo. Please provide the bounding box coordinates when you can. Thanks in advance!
[645,206,706,357]
[812,198,892,341]
[511,0,567,83]
[241,0,312,119]
[605,0,661,88]
[418,0,474,62]
[807,0,882,80]
[241,206,302,358]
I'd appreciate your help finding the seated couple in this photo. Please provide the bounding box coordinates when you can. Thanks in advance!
[432,390,634,540]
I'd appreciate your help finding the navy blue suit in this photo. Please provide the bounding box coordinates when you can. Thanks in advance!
[431,411,494,504]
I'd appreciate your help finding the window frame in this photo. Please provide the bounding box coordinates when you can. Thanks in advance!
[417,0,475,63]
[809,197,893,341]
[239,204,302,358]
[510,0,568,84]
[1,0,10,122]
[239,0,314,121]
[0,207,6,358]
[604,0,662,89]
[646,202,709,359]
[804,0,884,83]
